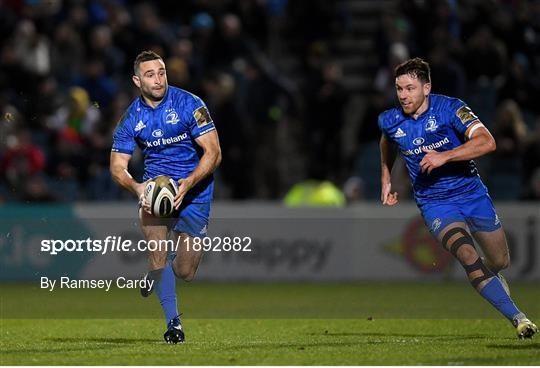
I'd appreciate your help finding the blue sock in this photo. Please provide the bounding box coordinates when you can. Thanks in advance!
[479,277,521,321]
[154,263,178,324]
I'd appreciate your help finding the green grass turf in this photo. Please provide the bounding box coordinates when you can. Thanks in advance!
[1,282,539,365]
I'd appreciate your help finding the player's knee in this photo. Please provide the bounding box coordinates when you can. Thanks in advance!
[455,246,477,264]
[179,268,196,282]
[441,227,477,262]
[172,263,197,282]
[494,255,510,271]
[148,253,167,269]
[181,272,196,282]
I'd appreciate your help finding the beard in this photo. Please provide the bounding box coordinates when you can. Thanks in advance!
[141,84,167,102]
[401,96,425,115]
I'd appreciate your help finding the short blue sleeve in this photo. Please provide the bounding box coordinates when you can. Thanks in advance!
[449,99,480,136]
[378,112,390,139]
[186,96,216,139]
[111,113,136,154]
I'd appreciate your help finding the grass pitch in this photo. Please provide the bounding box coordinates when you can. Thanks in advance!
[1,282,539,365]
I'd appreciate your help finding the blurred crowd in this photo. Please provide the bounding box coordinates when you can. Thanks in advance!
[0,0,539,203]
[354,0,540,202]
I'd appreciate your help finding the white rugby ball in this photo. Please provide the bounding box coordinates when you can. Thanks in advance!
[144,175,178,217]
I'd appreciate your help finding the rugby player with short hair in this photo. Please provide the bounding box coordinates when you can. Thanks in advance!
[110,50,221,343]
[378,57,537,339]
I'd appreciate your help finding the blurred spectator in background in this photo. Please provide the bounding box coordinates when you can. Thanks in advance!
[428,45,465,98]
[522,118,540,199]
[13,20,51,77]
[343,176,365,204]
[464,26,507,84]
[21,174,56,202]
[486,100,528,199]
[190,12,215,82]
[498,53,540,115]
[306,61,348,182]
[88,24,125,76]
[492,100,528,159]
[201,71,254,199]
[86,91,131,200]
[47,87,101,139]
[374,42,410,105]
[1,130,47,200]
[212,13,255,69]
[50,22,84,88]
[74,58,117,109]
[523,168,540,200]
[0,0,538,202]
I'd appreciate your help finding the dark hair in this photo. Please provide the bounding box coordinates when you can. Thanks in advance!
[394,57,431,84]
[133,50,163,75]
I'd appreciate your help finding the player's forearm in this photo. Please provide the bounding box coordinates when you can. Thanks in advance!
[381,165,392,185]
[183,148,222,190]
[380,136,397,184]
[110,166,141,196]
[444,135,496,163]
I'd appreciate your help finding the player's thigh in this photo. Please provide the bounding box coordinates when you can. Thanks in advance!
[139,208,169,268]
[435,221,487,274]
[420,201,465,239]
[464,193,508,266]
[173,232,204,269]
[436,221,470,250]
[171,201,210,271]
[463,192,502,235]
[419,202,480,259]
[472,228,509,268]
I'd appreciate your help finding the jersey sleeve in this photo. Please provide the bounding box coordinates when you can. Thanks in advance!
[186,96,216,139]
[449,99,480,136]
[377,112,391,139]
[111,112,136,154]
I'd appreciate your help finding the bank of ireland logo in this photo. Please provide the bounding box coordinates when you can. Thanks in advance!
[426,116,438,132]
[152,129,164,138]
[413,137,425,145]
[166,109,179,124]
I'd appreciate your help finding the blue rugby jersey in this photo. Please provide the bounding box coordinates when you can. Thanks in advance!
[378,94,488,205]
[112,86,216,203]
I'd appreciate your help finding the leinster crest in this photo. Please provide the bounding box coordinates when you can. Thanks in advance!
[426,116,438,132]
[165,109,179,124]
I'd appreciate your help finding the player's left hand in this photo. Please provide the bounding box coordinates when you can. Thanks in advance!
[174,178,193,210]
[420,148,448,174]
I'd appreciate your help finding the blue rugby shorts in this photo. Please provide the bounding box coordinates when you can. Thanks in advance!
[419,192,501,236]
[173,201,211,238]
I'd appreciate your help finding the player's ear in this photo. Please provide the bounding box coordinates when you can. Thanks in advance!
[423,82,431,96]
[132,75,141,88]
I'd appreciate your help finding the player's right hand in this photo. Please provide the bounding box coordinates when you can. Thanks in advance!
[135,182,152,214]
[381,183,399,206]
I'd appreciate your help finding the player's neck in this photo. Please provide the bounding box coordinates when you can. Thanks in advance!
[141,87,168,108]
[142,96,165,108]
[411,96,429,120]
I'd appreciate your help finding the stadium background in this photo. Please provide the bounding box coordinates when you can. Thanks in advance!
[1,0,540,203]
[1,0,539,365]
